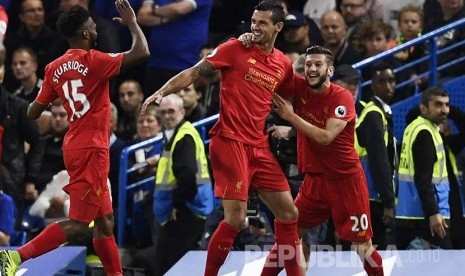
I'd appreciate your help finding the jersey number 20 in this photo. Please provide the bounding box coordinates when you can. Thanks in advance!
[350,214,368,232]
[62,79,90,121]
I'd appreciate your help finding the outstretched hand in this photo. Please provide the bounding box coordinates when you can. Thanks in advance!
[272,93,294,121]
[113,0,137,26]
[141,92,163,116]
[238,32,254,48]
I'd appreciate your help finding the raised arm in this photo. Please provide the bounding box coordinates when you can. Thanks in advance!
[113,0,150,69]
[141,59,216,114]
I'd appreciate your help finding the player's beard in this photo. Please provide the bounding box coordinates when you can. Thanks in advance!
[308,71,328,89]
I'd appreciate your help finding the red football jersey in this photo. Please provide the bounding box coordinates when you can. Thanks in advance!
[293,78,362,177]
[36,49,123,150]
[205,38,294,147]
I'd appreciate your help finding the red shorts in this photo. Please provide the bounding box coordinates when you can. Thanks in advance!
[209,135,289,201]
[63,148,113,223]
[295,169,373,242]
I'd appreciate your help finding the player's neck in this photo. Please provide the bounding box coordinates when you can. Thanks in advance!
[311,81,331,94]
[68,41,92,51]
[256,36,277,53]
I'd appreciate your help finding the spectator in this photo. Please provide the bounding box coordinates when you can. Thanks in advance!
[281,10,322,54]
[131,104,162,178]
[336,0,383,20]
[332,64,364,115]
[4,0,58,89]
[136,0,213,98]
[390,5,424,62]
[357,19,412,103]
[34,99,68,193]
[340,0,368,54]
[320,10,362,67]
[151,94,213,275]
[383,1,425,36]
[175,83,206,123]
[302,0,335,28]
[0,42,44,210]
[355,62,396,250]
[127,105,162,247]
[396,87,453,249]
[422,0,465,79]
[109,102,126,209]
[116,79,144,142]
[11,47,42,104]
[390,4,426,92]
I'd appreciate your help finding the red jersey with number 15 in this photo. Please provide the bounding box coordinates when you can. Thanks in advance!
[36,49,123,150]
[205,38,294,147]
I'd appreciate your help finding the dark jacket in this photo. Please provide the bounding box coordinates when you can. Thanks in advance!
[0,87,44,201]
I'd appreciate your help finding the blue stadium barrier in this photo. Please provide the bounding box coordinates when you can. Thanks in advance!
[391,94,421,141]
[117,114,219,245]
[9,231,27,246]
[391,75,465,142]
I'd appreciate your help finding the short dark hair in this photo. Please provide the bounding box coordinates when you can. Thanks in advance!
[306,45,334,67]
[56,6,90,39]
[371,61,393,78]
[255,0,285,25]
[421,86,448,106]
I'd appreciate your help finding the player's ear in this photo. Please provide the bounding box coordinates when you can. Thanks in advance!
[328,65,335,77]
[276,21,284,32]
[82,29,90,39]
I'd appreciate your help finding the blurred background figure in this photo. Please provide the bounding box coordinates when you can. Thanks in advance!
[136,0,213,98]
[175,83,206,123]
[11,47,41,103]
[116,79,145,142]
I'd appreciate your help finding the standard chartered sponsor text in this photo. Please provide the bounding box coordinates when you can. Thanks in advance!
[245,67,278,92]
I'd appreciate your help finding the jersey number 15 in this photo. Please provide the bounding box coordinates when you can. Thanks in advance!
[62,79,90,121]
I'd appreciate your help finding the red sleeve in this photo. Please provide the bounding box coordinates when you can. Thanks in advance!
[327,87,356,122]
[36,65,58,106]
[278,70,302,98]
[89,50,124,79]
[204,38,239,69]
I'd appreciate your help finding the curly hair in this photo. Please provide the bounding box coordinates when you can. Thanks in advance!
[56,6,90,39]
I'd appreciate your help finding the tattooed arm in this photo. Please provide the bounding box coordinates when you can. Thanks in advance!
[141,60,216,114]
